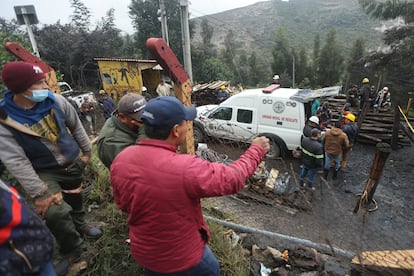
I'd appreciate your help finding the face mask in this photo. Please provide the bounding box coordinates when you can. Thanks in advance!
[24,89,50,102]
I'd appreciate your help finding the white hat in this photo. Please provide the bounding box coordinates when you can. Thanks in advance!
[309,116,319,124]
[273,74,280,80]
[141,86,147,92]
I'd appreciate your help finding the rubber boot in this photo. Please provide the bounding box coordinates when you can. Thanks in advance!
[323,169,329,179]
[333,169,338,180]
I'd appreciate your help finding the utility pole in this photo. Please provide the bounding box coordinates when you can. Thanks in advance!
[159,0,169,45]
[180,0,193,83]
[14,5,40,57]
[292,55,295,88]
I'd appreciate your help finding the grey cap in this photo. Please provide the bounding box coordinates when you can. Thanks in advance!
[117,93,147,121]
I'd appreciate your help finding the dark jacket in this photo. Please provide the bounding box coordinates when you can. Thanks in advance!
[0,180,54,275]
[300,137,324,169]
[342,123,359,145]
[102,97,115,119]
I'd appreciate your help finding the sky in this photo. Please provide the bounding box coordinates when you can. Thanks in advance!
[0,0,264,34]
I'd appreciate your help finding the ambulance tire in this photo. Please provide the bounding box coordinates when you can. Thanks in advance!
[193,124,206,144]
[261,134,286,159]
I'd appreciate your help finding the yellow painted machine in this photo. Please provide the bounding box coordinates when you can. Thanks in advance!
[94,58,161,101]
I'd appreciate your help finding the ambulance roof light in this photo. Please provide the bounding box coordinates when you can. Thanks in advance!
[262,84,280,93]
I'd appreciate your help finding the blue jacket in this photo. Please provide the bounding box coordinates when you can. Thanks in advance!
[0,91,91,198]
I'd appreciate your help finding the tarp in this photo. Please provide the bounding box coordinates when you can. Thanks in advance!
[290,86,342,103]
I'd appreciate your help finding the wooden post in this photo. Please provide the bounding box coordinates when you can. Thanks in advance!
[353,143,392,213]
[174,81,195,155]
[391,102,401,150]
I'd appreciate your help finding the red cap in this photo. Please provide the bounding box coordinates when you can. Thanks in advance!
[1,61,45,94]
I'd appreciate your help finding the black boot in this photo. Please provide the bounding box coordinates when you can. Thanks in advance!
[333,169,338,180]
[323,169,329,179]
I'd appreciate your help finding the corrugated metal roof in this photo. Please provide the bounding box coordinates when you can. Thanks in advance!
[94,57,158,63]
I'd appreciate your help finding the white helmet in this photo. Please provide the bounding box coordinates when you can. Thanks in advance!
[309,116,319,124]
[141,86,147,92]
[273,74,280,80]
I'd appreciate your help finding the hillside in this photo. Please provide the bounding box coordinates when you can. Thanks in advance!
[191,0,383,59]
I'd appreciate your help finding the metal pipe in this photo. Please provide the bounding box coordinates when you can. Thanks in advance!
[204,215,355,259]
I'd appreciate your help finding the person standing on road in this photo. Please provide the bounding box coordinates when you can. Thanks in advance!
[101,91,115,120]
[0,61,102,270]
[359,77,371,112]
[97,93,147,169]
[217,85,230,103]
[156,80,172,97]
[322,124,350,179]
[110,96,270,275]
[299,128,324,190]
[340,113,359,171]
[80,96,97,134]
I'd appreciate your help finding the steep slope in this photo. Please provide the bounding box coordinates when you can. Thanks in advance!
[191,0,382,56]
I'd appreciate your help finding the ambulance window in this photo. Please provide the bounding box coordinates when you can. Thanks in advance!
[209,107,232,121]
[237,109,252,124]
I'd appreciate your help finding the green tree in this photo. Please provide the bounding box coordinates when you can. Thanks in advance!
[311,34,321,87]
[317,28,344,87]
[70,0,91,32]
[200,57,233,82]
[271,28,292,80]
[345,36,369,87]
[296,46,310,87]
[129,0,194,62]
[358,0,414,98]
[248,51,260,87]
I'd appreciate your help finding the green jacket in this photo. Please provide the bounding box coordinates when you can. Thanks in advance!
[97,115,145,169]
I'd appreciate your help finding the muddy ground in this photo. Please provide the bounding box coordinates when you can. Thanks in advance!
[205,140,414,272]
[89,108,413,274]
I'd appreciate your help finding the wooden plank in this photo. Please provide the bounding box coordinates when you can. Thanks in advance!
[352,249,414,270]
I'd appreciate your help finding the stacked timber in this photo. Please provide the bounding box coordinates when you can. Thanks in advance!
[327,97,412,147]
[192,80,238,106]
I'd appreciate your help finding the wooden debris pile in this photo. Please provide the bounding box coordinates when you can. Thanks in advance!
[242,165,313,212]
[327,97,412,146]
[192,80,241,106]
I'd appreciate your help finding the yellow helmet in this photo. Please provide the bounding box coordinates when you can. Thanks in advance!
[99,90,106,95]
[362,78,369,84]
[220,85,225,90]
[345,113,356,122]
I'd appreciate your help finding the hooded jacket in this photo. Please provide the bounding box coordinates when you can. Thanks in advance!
[322,127,349,155]
[0,91,91,198]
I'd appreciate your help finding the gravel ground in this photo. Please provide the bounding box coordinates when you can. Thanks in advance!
[207,141,414,257]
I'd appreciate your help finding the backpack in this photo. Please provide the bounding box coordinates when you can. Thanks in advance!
[0,180,54,275]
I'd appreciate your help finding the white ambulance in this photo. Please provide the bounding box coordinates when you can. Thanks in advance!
[194,85,340,158]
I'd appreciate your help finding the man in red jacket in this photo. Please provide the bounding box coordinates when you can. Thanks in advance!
[110,96,270,275]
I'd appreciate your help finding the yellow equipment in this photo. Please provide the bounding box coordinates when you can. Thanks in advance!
[94,58,161,101]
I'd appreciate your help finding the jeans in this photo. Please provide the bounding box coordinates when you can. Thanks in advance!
[299,166,317,188]
[146,245,220,276]
[324,152,341,171]
[38,261,56,276]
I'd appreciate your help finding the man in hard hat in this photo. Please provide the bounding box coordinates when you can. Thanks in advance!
[217,85,230,103]
[272,74,281,86]
[299,128,324,190]
[341,113,359,171]
[302,115,321,139]
[359,77,371,112]
[322,124,349,180]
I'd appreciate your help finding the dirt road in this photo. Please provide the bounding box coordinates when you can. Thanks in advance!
[208,142,414,256]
